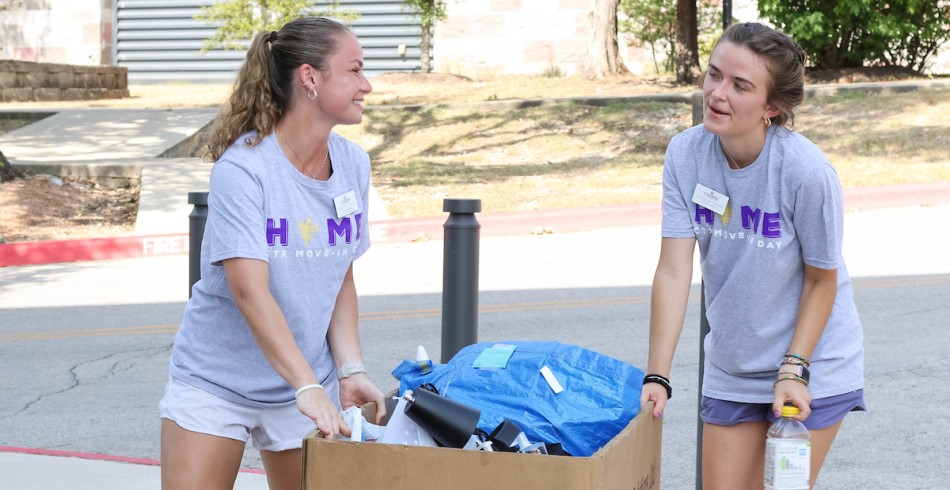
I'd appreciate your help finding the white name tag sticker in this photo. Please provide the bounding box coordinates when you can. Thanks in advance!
[333,190,359,218]
[691,183,729,215]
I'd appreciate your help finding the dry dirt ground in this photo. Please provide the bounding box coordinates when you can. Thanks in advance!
[0,174,139,243]
[0,67,935,244]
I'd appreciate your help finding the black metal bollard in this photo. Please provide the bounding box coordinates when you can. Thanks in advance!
[441,198,481,363]
[188,191,209,298]
[697,281,709,489]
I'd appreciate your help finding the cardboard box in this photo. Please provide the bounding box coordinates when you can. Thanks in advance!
[301,401,661,490]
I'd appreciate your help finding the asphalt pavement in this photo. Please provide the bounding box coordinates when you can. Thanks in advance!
[1,92,949,488]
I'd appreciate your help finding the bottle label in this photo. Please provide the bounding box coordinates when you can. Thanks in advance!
[764,438,811,489]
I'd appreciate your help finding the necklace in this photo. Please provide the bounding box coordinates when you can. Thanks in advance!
[277,129,329,179]
[721,144,741,170]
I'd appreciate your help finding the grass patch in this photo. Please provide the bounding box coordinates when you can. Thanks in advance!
[336,100,687,217]
[333,86,950,219]
[798,88,950,188]
[0,118,33,135]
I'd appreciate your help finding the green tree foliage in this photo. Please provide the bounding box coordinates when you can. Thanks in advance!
[620,0,677,73]
[401,0,450,72]
[620,0,720,75]
[403,0,448,29]
[758,0,950,71]
[195,0,358,53]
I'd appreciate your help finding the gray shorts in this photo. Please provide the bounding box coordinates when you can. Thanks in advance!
[700,389,866,430]
[159,377,319,452]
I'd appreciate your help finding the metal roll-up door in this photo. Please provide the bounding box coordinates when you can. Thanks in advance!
[114,0,423,82]
[344,0,424,75]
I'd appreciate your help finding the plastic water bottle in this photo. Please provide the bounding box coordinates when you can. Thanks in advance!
[764,404,811,490]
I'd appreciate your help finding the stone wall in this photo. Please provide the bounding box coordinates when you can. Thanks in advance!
[0,60,128,102]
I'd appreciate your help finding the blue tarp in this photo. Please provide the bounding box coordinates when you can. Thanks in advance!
[392,341,644,457]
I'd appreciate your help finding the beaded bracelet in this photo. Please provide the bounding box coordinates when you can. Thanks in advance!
[643,374,673,400]
[774,374,808,387]
[784,353,810,367]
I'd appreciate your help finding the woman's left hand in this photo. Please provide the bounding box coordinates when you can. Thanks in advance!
[339,374,387,424]
[773,378,812,421]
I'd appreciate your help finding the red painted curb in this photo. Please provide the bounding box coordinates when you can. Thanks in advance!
[841,182,950,210]
[0,445,265,474]
[0,203,662,267]
[1,183,947,268]
[0,233,189,267]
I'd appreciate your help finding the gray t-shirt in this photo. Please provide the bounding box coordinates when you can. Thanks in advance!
[662,125,864,402]
[169,131,371,407]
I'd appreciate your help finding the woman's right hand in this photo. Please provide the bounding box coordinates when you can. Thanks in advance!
[640,383,670,419]
[641,237,694,420]
[296,388,351,440]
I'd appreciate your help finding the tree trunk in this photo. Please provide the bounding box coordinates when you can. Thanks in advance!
[0,149,24,183]
[420,20,432,73]
[588,0,627,78]
[675,0,701,84]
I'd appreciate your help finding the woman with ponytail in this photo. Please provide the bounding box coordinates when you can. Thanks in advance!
[160,17,386,489]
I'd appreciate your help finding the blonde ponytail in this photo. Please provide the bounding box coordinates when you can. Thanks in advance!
[202,18,352,162]
[203,31,278,162]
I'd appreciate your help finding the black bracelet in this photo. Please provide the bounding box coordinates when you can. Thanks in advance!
[643,374,672,400]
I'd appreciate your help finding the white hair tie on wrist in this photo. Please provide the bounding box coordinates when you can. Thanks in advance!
[294,383,324,399]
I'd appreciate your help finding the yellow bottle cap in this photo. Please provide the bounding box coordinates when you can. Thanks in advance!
[781,405,800,417]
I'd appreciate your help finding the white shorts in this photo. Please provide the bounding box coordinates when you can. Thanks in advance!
[159,377,318,452]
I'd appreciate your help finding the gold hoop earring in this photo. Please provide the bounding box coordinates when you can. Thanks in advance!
[307,89,317,101]
[764,116,772,127]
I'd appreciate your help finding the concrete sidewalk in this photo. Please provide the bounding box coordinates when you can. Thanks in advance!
[0,450,268,490]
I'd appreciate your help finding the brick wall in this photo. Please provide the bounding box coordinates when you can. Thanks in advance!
[0,60,129,102]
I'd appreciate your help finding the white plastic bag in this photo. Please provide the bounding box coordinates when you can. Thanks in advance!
[375,392,437,447]
[340,406,385,442]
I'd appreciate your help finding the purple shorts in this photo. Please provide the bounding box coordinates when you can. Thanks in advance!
[700,390,866,430]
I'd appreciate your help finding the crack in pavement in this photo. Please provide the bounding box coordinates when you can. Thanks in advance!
[6,343,172,418]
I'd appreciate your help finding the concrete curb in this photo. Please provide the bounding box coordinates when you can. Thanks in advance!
[372,201,662,244]
[363,78,950,113]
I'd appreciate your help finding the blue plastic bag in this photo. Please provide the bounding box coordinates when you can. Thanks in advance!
[391,341,643,457]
